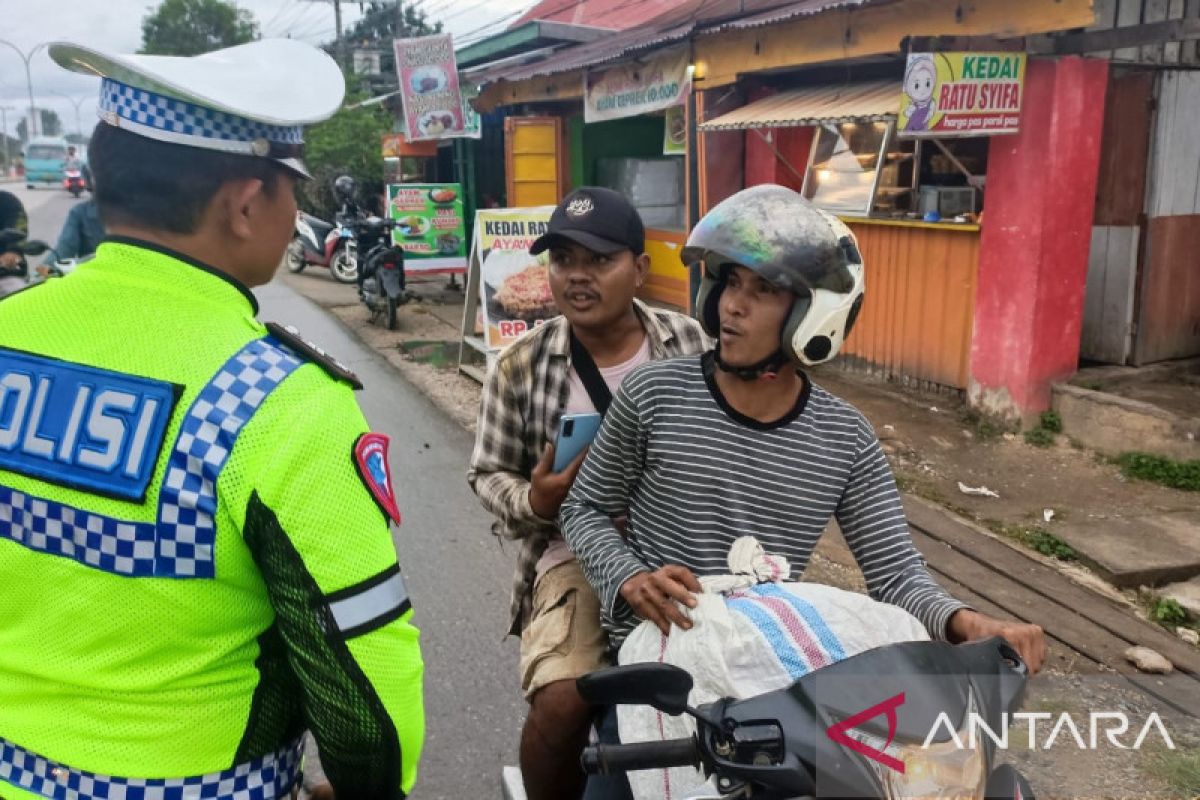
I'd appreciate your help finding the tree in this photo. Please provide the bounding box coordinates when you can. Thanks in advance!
[17,110,63,141]
[299,82,394,220]
[342,0,442,82]
[345,1,442,45]
[140,0,258,56]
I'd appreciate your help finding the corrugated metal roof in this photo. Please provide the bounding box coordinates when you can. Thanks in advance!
[703,0,884,32]
[471,14,696,84]
[698,80,897,129]
[509,0,678,32]
[473,0,801,85]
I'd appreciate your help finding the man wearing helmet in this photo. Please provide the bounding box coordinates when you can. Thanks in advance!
[561,185,1046,676]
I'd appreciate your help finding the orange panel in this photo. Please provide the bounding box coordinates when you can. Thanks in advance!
[839,221,980,390]
[640,228,691,310]
[505,117,563,208]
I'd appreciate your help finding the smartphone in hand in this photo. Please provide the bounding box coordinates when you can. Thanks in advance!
[553,412,603,473]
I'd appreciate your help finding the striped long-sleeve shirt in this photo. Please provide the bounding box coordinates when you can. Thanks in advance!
[560,352,968,646]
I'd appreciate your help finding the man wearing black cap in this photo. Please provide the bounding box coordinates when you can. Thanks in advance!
[469,187,708,800]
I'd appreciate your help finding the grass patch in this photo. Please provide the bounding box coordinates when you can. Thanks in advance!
[1151,597,1190,627]
[993,522,1078,561]
[1023,410,1063,448]
[1115,452,1200,492]
[1024,427,1056,448]
[1141,747,1200,797]
[960,408,1013,441]
[1038,410,1063,433]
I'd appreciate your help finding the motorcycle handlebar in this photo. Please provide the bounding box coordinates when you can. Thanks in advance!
[581,738,698,775]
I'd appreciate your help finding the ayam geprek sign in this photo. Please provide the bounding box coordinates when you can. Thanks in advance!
[898,52,1026,137]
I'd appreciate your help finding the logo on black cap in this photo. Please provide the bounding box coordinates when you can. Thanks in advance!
[565,195,595,219]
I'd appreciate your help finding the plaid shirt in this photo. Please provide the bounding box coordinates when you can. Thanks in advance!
[467,299,711,635]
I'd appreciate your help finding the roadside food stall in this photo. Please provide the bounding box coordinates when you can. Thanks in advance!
[696,55,1021,394]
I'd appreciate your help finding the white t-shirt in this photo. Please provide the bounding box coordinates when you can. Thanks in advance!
[535,334,651,582]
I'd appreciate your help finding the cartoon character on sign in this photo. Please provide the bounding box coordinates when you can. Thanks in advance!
[903,54,938,132]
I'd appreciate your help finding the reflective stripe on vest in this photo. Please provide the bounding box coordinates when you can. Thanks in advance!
[0,336,302,578]
[0,737,301,800]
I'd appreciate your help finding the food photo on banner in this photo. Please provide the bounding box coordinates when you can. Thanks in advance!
[898,51,1026,137]
[387,183,467,273]
[394,33,465,139]
[470,207,556,349]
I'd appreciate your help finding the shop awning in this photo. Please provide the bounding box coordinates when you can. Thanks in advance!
[698,80,899,130]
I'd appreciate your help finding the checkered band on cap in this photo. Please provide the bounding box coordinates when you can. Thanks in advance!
[0,735,301,800]
[0,337,302,579]
[98,77,304,154]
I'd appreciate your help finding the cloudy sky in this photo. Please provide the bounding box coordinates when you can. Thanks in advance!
[0,0,531,138]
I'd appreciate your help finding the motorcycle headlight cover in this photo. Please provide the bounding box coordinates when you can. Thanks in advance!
[848,689,986,800]
[682,184,865,367]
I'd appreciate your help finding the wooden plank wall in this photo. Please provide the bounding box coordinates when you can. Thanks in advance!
[1090,0,1200,64]
[835,223,980,391]
[1082,227,1140,363]
[1081,71,1154,364]
[1135,70,1200,363]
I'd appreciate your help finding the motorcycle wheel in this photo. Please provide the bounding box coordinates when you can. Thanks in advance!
[70,187,81,198]
[285,239,307,273]
[331,246,358,284]
[385,294,398,331]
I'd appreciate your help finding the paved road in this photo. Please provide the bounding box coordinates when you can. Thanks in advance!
[7,183,525,798]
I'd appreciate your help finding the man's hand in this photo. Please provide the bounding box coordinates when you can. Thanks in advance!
[948,609,1047,674]
[528,443,587,521]
[0,252,20,268]
[620,565,702,635]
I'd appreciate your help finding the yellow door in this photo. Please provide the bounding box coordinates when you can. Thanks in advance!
[505,117,562,208]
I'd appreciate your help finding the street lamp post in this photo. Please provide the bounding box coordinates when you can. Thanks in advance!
[0,106,13,176]
[52,92,87,137]
[0,41,49,139]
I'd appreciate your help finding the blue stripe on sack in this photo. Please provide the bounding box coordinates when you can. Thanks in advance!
[752,583,847,661]
[726,595,810,681]
[0,736,301,800]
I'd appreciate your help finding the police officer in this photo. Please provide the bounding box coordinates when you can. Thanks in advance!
[0,39,424,800]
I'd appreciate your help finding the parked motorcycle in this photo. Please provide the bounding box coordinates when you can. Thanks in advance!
[573,637,1036,800]
[355,216,408,330]
[63,168,86,198]
[287,211,358,284]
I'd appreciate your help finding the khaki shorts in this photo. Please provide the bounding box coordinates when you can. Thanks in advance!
[519,559,610,699]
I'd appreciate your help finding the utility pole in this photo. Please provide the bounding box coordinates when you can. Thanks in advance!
[301,0,347,69]
[0,106,12,176]
[396,0,404,35]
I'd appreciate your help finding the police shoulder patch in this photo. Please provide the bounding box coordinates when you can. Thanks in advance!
[265,322,362,390]
[354,432,401,525]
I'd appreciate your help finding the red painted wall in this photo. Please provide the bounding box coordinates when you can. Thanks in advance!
[968,56,1109,419]
[742,86,815,192]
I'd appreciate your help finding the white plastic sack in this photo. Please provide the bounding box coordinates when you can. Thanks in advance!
[616,537,930,800]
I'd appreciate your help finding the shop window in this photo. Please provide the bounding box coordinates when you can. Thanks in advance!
[596,156,686,231]
[873,135,989,220]
[802,121,891,215]
[801,121,990,222]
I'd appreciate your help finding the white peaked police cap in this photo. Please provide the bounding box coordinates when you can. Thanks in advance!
[49,39,346,179]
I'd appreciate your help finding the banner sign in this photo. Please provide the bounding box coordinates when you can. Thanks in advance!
[387,183,467,274]
[472,207,556,349]
[898,52,1025,137]
[663,104,686,155]
[584,46,691,124]
[394,33,466,140]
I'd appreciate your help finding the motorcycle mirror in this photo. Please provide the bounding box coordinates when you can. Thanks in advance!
[21,239,51,256]
[577,663,693,716]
